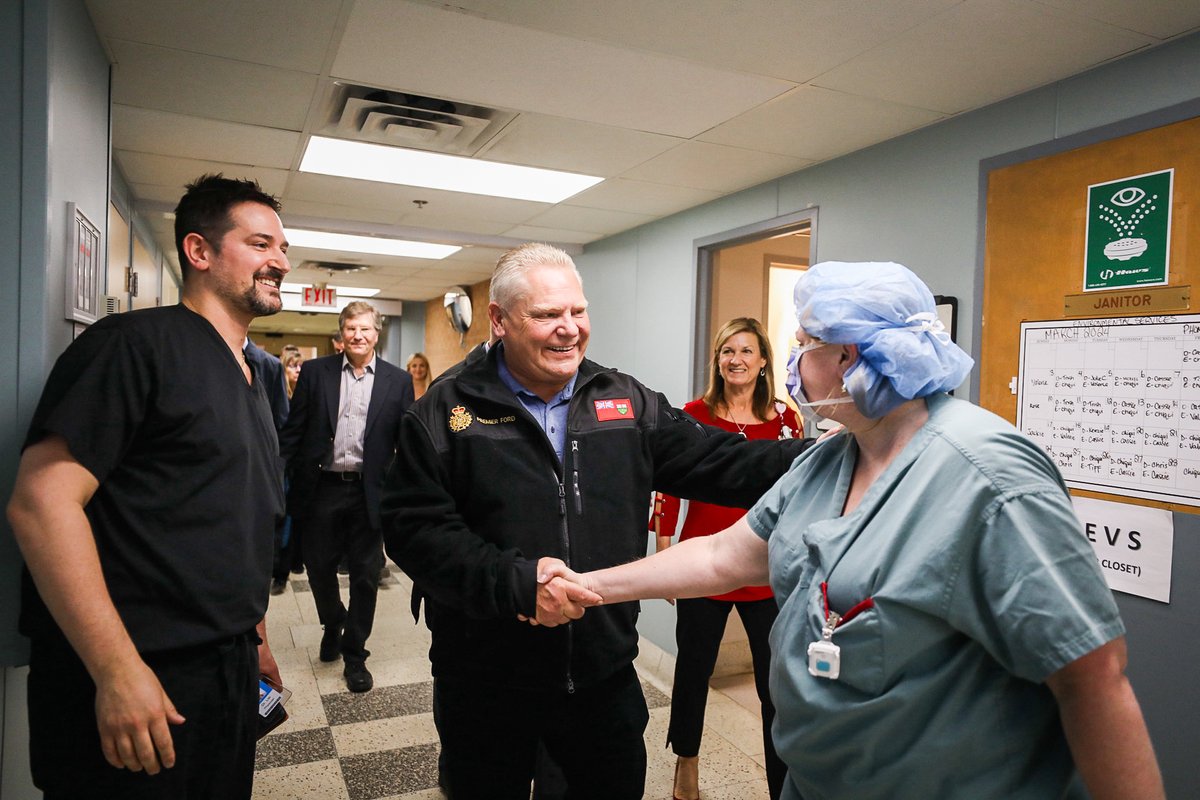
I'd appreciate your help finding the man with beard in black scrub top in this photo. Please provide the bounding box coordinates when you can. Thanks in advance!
[8,174,290,800]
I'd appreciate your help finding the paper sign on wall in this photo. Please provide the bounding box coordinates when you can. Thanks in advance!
[1071,496,1173,603]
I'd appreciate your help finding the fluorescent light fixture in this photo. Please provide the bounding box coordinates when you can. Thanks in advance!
[331,286,381,298]
[300,136,604,203]
[284,227,460,260]
[280,282,380,298]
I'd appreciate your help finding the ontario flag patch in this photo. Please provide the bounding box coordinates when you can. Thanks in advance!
[594,398,634,421]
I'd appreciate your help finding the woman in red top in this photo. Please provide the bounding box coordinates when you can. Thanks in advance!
[652,317,797,800]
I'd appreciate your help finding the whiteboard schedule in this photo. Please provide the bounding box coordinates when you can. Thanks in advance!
[1017,314,1200,508]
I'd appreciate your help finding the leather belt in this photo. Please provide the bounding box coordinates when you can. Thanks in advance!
[320,471,362,482]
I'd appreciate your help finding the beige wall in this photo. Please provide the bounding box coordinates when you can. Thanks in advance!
[253,333,333,359]
[423,278,491,379]
[709,233,809,339]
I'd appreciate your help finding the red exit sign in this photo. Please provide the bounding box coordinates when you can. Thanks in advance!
[302,287,337,307]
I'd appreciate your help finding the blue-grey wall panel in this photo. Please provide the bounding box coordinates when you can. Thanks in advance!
[1118,517,1200,800]
[2,0,112,667]
[1057,35,1200,139]
[0,0,31,669]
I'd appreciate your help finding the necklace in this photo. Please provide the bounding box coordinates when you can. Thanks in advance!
[725,405,754,438]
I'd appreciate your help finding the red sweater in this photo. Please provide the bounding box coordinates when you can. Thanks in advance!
[651,398,801,602]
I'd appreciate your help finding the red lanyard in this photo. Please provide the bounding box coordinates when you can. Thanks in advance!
[820,581,874,628]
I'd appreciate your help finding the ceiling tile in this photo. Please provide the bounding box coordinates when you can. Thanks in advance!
[813,0,1155,114]
[384,275,466,290]
[392,213,513,237]
[144,216,177,255]
[285,173,421,213]
[621,142,810,193]
[85,0,343,72]
[523,205,656,236]
[111,106,302,169]
[385,288,444,302]
[565,179,723,217]
[696,86,945,161]
[131,181,196,204]
[110,40,317,130]
[115,151,290,195]
[1035,0,1200,39]
[279,200,403,227]
[476,114,682,176]
[445,246,510,266]
[332,0,794,138]
[444,0,962,83]
[285,245,457,273]
[502,225,602,245]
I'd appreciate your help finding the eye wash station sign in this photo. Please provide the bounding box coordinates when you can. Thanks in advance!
[1084,169,1173,292]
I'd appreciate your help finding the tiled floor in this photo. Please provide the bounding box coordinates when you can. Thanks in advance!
[253,565,771,800]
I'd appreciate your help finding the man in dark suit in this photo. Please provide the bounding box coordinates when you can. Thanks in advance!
[279,301,413,692]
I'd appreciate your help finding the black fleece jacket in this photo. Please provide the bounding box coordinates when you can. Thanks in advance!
[381,347,810,690]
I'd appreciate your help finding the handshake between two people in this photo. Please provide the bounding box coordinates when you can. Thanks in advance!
[517,557,604,627]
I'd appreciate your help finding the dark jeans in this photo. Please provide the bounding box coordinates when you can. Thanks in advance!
[28,632,259,800]
[299,478,382,663]
[670,596,786,800]
[436,665,649,800]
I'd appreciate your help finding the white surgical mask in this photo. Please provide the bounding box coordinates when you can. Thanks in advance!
[785,341,854,423]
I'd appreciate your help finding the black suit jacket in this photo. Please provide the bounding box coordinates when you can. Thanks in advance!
[244,340,289,432]
[279,353,413,529]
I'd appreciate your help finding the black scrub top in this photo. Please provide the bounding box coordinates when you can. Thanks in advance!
[19,304,283,652]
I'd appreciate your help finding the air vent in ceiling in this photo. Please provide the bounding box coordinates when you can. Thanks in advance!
[299,261,371,275]
[319,83,517,156]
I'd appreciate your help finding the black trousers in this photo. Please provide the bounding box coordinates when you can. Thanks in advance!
[669,596,786,800]
[436,665,649,800]
[299,478,382,663]
[270,480,297,581]
[270,515,292,582]
[28,632,259,800]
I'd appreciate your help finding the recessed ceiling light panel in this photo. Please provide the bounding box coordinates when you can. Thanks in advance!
[284,227,460,260]
[300,136,603,203]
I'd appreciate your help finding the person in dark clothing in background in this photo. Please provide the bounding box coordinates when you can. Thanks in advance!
[244,337,289,431]
[244,337,292,596]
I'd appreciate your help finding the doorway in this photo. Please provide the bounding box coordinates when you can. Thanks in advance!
[693,210,816,401]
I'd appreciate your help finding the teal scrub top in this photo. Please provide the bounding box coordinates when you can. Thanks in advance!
[747,394,1123,800]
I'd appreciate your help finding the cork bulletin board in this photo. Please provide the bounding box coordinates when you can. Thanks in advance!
[981,115,1200,512]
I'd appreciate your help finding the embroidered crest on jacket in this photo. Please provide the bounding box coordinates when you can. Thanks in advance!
[448,405,474,432]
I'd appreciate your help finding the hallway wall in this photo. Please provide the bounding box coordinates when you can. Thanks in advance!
[1,0,111,666]
[1,2,111,796]
[577,31,1200,799]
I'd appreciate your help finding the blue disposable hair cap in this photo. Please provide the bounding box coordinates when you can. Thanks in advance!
[793,261,974,417]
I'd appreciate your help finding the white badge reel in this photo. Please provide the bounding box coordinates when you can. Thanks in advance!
[807,610,842,679]
[807,640,841,679]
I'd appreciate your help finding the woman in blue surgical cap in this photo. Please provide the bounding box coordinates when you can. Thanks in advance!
[543,262,1163,800]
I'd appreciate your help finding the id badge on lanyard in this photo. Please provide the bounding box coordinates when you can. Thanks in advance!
[807,581,874,680]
